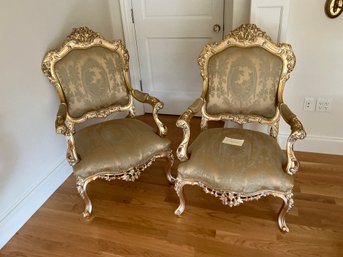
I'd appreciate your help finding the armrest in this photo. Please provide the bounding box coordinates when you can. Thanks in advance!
[55,103,79,166]
[280,103,306,175]
[176,98,204,161]
[131,89,167,136]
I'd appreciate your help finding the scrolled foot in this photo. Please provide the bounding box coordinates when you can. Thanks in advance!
[82,210,93,220]
[175,204,185,217]
[76,177,93,220]
[280,223,289,233]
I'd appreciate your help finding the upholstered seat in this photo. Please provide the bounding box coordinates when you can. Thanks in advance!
[74,119,171,178]
[178,128,292,193]
[174,24,306,232]
[42,27,174,219]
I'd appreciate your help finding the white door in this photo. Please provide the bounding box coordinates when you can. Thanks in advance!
[132,0,224,114]
[250,0,290,43]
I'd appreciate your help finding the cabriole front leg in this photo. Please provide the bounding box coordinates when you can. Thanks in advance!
[277,192,294,232]
[174,179,186,216]
[76,176,93,219]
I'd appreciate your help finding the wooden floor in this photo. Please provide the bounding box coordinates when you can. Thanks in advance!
[1,115,343,257]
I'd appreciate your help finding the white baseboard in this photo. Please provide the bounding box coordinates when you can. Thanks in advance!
[0,160,71,249]
[226,122,343,155]
[278,133,343,155]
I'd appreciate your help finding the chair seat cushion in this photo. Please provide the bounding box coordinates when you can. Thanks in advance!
[73,118,171,178]
[178,128,293,193]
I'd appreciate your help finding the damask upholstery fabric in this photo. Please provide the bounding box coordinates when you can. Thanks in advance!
[178,128,293,193]
[206,47,283,118]
[55,47,129,117]
[73,119,171,178]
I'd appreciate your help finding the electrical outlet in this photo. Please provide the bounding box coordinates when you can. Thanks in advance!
[316,98,332,112]
[303,97,315,111]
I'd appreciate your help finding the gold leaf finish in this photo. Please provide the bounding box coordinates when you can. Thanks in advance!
[42,27,173,218]
[227,23,273,42]
[65,27,103,44]
[175,24,306,232]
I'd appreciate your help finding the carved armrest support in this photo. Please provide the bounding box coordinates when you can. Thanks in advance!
[132,89,167,136]
[176,98,204,161]
[280,103,306,175]
[55,103,68,135]
[66,133,79,166]
[55,103,79,166]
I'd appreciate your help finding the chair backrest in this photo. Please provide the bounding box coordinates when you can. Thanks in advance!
[42,27,134,122]
[198,24,295,126]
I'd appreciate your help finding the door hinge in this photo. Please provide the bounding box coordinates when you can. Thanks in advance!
[139,80,143,91]
[131,8,135,23]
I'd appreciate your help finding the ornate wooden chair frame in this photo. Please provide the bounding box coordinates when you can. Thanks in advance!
[174,24,306,232]
[42,27,174,219]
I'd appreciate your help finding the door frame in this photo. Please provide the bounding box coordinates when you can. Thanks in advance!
[119,0,144,115]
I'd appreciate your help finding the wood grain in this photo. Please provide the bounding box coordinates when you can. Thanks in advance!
[1,115,342,257]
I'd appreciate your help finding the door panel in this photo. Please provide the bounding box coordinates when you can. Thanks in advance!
[144,0,212,17]
[133,0,224,114]
[146,38,209,93]
[250,0,290,42]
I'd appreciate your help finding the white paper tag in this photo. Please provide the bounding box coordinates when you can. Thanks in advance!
[222,137,244,146]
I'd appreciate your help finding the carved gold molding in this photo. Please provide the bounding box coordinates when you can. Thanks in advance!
[174,178,294,232]
[77,149,174,219]
[65,27,103,44]
[226,23,273,42]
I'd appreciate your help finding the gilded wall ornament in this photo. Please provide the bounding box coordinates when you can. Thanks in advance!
[325,0,343,18]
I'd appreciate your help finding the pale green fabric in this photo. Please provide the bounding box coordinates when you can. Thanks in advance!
[178,128,293,193]
[206,47,283,118]
[55,47,129,118]
[73,119,171,178]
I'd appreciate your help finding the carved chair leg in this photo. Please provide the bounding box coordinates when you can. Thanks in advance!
[174,179,188,216]
[277,192,294,232]
[76,177,93,219]
[165,150,175,184]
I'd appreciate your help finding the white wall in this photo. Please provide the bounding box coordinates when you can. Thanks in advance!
[232,0,343,155]
[0,0,123,248]
[282,0,343,155]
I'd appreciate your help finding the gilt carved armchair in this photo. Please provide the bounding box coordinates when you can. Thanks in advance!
[174,24,306,232]
[42,27,174,219]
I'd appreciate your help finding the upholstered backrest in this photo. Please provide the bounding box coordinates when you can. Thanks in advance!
[54,47,129,117]
[198,24,295,124]
[42,27,134,122]
[206,46,283,118]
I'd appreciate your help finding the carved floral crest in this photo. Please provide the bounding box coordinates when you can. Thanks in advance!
[65,27,103,44]
[227,23,273,43]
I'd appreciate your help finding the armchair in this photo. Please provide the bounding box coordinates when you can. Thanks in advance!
[42,27,174,219]
[174,24,306,232]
